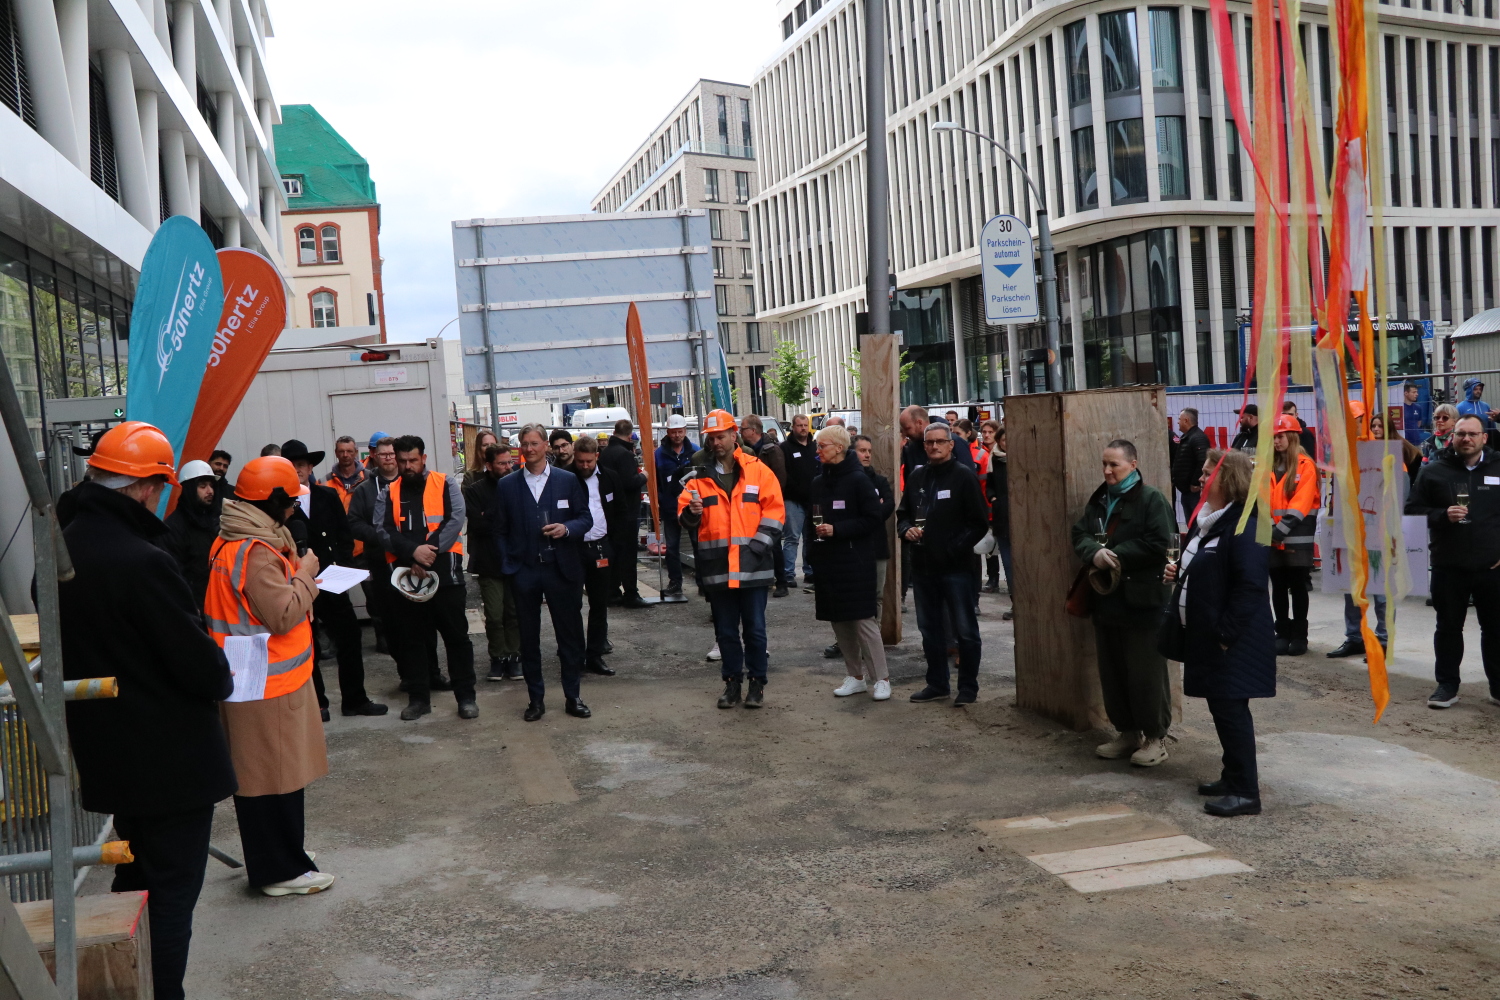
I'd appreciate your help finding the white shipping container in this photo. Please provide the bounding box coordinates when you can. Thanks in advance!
[216,340,453,476]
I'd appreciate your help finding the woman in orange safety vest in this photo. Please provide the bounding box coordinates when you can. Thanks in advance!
[1267,414,1320,656]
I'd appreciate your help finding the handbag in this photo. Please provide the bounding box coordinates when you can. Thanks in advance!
[1065,513,1117,618]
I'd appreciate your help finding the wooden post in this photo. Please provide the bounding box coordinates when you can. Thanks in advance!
[861,332,901,645]
[1007,386,1178,730]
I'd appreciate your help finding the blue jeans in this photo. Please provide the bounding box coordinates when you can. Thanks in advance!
[912,571,982,697]
[1343,592,1388,642]
[709,586,769,682]
[782,500,812,582]
[997,538,1015,597]
[660,511,683,590]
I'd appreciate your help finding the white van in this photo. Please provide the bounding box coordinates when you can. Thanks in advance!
[569,406,633,429]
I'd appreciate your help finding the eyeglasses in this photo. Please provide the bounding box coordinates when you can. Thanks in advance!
[1453,431,1485,439]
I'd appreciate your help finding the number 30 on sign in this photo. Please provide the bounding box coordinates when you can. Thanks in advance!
[981,215,1038,324]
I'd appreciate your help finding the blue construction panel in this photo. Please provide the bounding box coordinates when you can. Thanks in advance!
[452,212,713,393]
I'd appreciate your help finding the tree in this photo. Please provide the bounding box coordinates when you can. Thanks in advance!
[842,347,918,400]
[764,335,814,409]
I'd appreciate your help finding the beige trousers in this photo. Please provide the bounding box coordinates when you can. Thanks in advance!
[832,618,888,681]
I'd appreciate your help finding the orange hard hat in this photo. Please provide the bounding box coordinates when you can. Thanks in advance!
[702,409,737,434]
[87,421,179,485]
[1347,401,1366,420]
[1273,414,1302,436]
[234,456,301,501]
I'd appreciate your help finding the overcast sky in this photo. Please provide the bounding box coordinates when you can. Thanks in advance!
[264,1,780,341]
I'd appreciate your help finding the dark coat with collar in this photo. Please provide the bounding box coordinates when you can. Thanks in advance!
[1172,501,1277,699]
[59,482,236,816]
[164,490,220,608]
[1070,479,1175,627]
[288,482,354,570]
[895,459,988,577]
[808,455,884,621]
[488,466,594,583]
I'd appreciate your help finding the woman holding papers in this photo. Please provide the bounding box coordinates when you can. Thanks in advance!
[206,456,334,896]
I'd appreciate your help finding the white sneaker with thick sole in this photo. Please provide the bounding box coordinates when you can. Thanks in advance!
[1095,731,1141,759]
[871,679,892,701]
[833,677,867,697]
[1130,737,1169,767]
[706,642,722,662]
[260,870,336,897]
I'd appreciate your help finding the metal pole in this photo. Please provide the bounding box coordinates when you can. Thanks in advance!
[1036,209,1063,392]
[865,0,889,340]
[33,514,74,1000]
[473,227,501,436]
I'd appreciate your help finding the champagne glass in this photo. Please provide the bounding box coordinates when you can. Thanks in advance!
[811,504,824,541]
[914,515,927,544]
[1166,540,1181,567]
[1457,487,1472,525]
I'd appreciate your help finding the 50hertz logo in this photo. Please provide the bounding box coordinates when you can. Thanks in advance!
[155,260,209,388]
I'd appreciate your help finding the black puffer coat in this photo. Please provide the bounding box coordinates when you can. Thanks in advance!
[807,455,884,622]
[1172,501,1276,699]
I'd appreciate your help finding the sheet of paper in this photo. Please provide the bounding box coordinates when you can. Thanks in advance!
[224,634,268,703]
[315,565,370,595]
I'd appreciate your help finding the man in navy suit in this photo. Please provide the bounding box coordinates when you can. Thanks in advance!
[489,424,595,722]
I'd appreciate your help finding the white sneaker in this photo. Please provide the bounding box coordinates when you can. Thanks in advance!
[871,679,892,701]
[260,870,336,896]
[706,642,721,662]
[1095,731,1141,759]
[833,677,867,697]
[1130,737,1170,767]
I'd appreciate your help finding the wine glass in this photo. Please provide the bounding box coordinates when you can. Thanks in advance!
[811,504,824,541]
[914,515,927,544]
[1457,487,1471,525]
[1166,540,1181,567]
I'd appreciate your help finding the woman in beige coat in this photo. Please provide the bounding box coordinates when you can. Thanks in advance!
[207,456,332,896]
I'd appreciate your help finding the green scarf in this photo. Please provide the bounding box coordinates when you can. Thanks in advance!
[1103,469,1141,525]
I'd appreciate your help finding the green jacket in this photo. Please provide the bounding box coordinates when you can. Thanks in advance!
[1071,480,1175,627]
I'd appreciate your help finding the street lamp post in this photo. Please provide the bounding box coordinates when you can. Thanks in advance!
[932,122,1063,394]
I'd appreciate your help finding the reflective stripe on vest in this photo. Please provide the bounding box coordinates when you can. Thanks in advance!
[385,471,464,563]
[204,537,314,699]
[324,472,366,556]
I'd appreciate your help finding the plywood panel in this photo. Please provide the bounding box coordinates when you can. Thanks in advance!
[1009,386,1178,731]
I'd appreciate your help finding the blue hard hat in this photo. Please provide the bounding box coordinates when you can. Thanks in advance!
[368,431,391,446]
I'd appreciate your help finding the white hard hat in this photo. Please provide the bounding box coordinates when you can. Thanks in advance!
[666,413,688,429]
[178,459,214,481]
[391,566,439,602]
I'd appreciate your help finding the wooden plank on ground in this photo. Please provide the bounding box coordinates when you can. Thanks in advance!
[1058,856,1253,892]
[997,815,1183,857]
[1027,834,1215,875]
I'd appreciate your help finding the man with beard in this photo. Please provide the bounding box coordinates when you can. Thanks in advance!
[165,460,222,609]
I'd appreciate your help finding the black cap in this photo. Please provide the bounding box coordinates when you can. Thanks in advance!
[1235,403,1259,416]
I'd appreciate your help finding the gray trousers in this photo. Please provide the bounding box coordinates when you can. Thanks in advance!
[832,618,888,681]
[478,575,520,660]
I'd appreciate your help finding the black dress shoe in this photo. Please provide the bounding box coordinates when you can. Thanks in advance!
[585,657,616,676]
[953,692,977,706]
[619,596,652,609]
[429,675,454,691]
[1197,779,1231,796]
[523,702,545,722]
[565,698,592,718]
[457,700,479,720]
[320,707,331,723]
[772,586,789,598]
[341,701,389,717]
[1326,639,1364,658]
[1204,795,1261,817]
[823,643,841,659]
[399,700,431,721]
[909,686,951,703]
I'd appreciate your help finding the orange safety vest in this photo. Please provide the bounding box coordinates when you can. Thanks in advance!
[204,537,314,699]
[384,470,464,563]
[324,470,367,556]
[676,453,785,588]
[1270,451,1320,550]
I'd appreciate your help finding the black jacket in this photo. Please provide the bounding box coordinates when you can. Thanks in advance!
[900,427,976,484]
[1231,425,1259,453]
[487,466,593,583]
[780,434,820,504]
[1406,447,1500,570]
[862,466,896,560]
[1173,502,1277,699]
[374,470,467,588]
[59,482,236,816]
[808,455,884,622]
[1172,424,1211,496]
[164,493,220,608]
[347,472,396,568]
[986,455,1011,542]
[896,459,988,578]
[1070,479,1175,627]
[288,483,354,570]
[601,437,645,497]
[463,469,505,577]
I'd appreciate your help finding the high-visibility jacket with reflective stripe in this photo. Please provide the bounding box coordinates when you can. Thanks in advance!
[204,537,314,699]
[324,471,367,556]
[1270,452,1320,547]
[677,453,785,589]
[385,471,465,563]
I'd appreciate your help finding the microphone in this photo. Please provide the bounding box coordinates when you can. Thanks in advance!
[287,517,310,556]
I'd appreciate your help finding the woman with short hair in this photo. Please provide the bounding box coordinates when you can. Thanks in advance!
[808,426,890,701]
[1072,439,1176,766]
[1164,449,1274,817]
[1421,404,1459,463]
